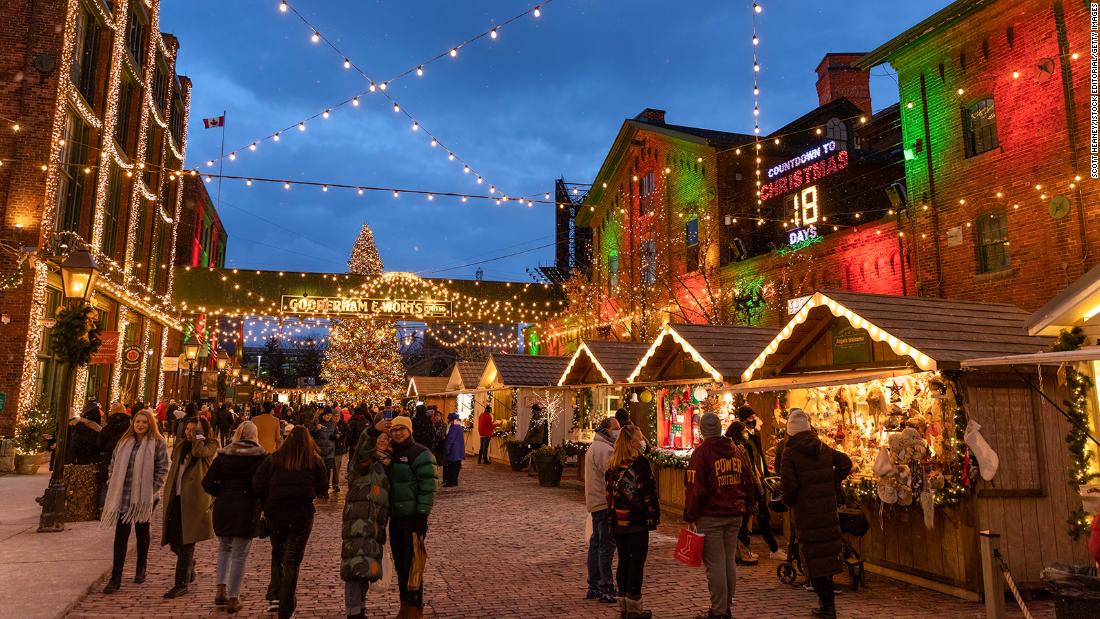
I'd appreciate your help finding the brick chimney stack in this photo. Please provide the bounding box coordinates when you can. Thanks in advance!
[815,53,872,115]
[635,108,667,124]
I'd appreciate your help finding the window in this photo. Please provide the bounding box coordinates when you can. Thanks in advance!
[825,117,848,145]
[101,167,123,259]
[642,240,656,285]
[127,7,147,67]
[639,171,655,216]
[169,95,184,147]
[975,209,1009,273]
[56,111,90,234]
[963,98,998,157]
[685,218,700,271]
[151,60,168,109]
[71,5,101,106]
[116,78,136,154]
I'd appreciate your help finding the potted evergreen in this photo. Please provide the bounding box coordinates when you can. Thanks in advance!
[528,445,566,487]
[502,435,529,471]
[13,403,54,475]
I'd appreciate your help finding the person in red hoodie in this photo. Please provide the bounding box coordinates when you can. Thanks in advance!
[476,405,495,464]
[683,412,756,619]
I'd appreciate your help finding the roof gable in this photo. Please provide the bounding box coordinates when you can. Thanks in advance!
[559,341,651,386]
[446,361,486,392]
[628,323,778,384]
[407,376,450,397]
[481,354,571,388]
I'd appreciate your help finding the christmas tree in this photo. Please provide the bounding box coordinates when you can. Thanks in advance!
[321,223,405,402]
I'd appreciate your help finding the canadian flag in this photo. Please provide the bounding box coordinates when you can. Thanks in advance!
[202,115,225,129]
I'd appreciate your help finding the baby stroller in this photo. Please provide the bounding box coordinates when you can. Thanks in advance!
[774,501,870,591]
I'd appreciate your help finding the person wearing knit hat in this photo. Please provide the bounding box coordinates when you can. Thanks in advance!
[389,415,414,435]
[780,407,852,619]
[684,412,757,619]
[202,420,267,612]
[441,412,466,487]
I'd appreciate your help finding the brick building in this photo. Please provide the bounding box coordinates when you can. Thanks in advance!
[538,53,908,353]
[0,0,191,434]
[175,174,226,268]
[857,0,1100,310]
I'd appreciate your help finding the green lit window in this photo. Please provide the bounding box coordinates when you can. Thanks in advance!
[975,209,1009,273]
[963,98,998,157]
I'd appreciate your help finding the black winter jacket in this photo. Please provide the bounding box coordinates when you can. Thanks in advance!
[96,413,132,482]
[780,431,853,578]
[252,457,329,526]
[66,418,101,465]
[202,440,268,538]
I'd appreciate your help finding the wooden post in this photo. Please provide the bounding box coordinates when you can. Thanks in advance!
[979,530,1005,619]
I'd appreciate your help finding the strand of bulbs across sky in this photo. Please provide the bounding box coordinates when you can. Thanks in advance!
[199,0,553,204]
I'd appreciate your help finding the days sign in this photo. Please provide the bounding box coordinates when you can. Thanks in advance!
[280,295,452,318]
[760,147,849,201]
[831,320,873,365]
[162,356,179,372]
[787,224,819,246]
[121,345,143,371]
[91,331,120,365]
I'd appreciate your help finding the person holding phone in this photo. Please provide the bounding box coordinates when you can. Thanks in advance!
[161,416,218,598]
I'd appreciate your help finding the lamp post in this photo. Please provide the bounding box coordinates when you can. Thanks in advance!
[215,350,229,400]
[177,353,187,401]
[184,338,199,403]
[39,247,100,532]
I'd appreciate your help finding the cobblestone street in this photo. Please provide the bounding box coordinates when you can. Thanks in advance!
[68,462,1053,618]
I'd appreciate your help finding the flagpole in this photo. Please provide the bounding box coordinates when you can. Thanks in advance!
[216,110,226,209]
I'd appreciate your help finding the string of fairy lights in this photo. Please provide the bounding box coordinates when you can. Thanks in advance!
[196,0,552,202]
[752,1,764,219]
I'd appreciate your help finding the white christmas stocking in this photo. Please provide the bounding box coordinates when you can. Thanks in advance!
[964,419,999,481]
[920,489,935,529]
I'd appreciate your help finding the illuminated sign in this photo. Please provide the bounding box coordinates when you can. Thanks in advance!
[789,185,819,227]
[281,295,452,317]
[760,148,849,201]
[768,140,840,179]
[787,225,818,245]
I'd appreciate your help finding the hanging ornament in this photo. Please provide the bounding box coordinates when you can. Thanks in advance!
[693,386,708,402]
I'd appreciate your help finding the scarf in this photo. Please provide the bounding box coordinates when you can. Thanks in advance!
[101,436,158,526]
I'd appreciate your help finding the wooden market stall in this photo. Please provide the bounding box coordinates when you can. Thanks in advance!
[557,340,651,437]
[735,290,1091,598]
[478,353,571,441]
[626,323,777,517]
[405,375,451,411]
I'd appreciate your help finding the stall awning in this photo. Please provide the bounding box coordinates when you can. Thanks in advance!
[742,291,1051,382]
[628,323,777,384]
[1026,261,1100,337]
[559,340,651,386]
[731,368,917,392]
[960,347,1100,368]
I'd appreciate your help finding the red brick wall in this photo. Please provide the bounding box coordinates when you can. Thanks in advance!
[891,0,1100,311]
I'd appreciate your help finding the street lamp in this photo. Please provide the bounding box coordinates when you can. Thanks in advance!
[183,338,199,402]
[39,248,100,532]
[216,350,229,371]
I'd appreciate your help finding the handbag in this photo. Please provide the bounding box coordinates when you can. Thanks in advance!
[673,526,705,567]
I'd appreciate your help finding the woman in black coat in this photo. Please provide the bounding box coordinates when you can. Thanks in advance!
[780,409,852,619]
[202,421,268,613]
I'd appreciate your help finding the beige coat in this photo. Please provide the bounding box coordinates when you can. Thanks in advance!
[161,437,218,546]
[252,413,283,454]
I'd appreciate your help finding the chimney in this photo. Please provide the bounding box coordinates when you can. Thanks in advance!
[815,53,871,115]
[635,108,667,124]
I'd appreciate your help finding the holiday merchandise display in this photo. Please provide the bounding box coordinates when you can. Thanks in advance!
[656,384,726,449]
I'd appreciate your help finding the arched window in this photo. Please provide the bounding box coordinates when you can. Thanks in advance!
[964,98,998,157]
[825,117,848,145]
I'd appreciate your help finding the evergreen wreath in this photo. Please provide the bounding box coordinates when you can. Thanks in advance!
[49,304,102,365]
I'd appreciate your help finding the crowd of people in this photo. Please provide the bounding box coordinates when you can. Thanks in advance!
[55,393,868,619]
[51,397,443,619]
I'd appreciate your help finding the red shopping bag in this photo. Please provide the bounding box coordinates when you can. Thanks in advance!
[674,527,705,567]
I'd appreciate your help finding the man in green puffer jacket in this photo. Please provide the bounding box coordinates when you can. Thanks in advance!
[341,425,392,619]
[365,414,436,619]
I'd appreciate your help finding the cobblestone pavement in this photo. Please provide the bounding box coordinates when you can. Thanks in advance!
[68,462,1053,618]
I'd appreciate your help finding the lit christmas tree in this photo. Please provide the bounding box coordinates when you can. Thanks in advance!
[320,223,405,402]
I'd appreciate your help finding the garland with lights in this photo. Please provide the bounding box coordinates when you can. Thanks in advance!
[1051,326,1098,540]
[649,447,691,469]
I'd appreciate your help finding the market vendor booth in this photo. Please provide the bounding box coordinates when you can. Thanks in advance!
[436,361,493,458]
[476,354,570,464]
[736,290,1091,598]
[406,375,451,411]
[557,340,651,437]
[625,323,777,518]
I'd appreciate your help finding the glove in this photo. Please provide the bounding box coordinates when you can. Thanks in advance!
[413,514,429,536]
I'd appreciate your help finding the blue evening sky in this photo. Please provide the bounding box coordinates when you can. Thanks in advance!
[160,0,951,281]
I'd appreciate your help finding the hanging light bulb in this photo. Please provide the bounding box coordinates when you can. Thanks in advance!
[489,185,496,194]
[490,28,498,39]
[322,185,328,192]
[463,164,470,174]
[298,121,306,131]
[753,62,760,72]
[428,193,434,201]
[284,181,291,189]
[322,109,330,119]
[752,35,759,45]
[461,196,468,203]
[249,142,257,151]
[379,82,388,91]
[754,2,762,13]
[450,47,458,57]
[476,175,483,184]
[545,192,550,199]
[352,96,360,106]
[206,159,214,167]
[369,82,376,92]
[246,179,253,186]
[393,102,400,112]
[533,5,541,17]
[228,152,237,160]
[311,31,320,43]
[393,190,399,198]
[430,138,438,147]
[448,152,455,161]
[357,188,364,195]
[279,0,287,13]
[411,121,419,131]
[416,65,424,77]
[343,58,351,69]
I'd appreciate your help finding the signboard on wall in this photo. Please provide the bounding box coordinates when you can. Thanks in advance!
[121,346,143,371]
[831,320,872,365]
[162,356,179,372]
[91,331,120,365]
[280,295,452,318]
